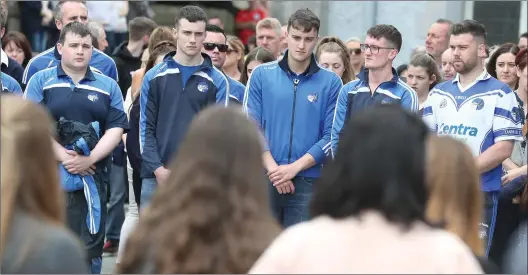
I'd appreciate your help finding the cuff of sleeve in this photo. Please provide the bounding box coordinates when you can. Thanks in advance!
[494,136,524,143]
[307,145,325,165]
[106,122,129,133]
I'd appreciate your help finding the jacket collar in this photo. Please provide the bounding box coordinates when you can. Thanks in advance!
[57,63,96,81]
[452,69,490,83]
[278,50,320,77]
[357,67,400,84]
[53,46,62,60]
[163,51,214,70]
[1,49,8,66]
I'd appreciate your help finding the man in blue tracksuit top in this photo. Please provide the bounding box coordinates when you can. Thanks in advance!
[22,0,118,86]
[23,22,127,274]
[243,9,342,228]
[139,6,229,208]
[331,24,418,157]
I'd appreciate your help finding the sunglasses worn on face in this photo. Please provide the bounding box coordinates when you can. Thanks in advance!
[203,42,228,52]
[348,48,362,55]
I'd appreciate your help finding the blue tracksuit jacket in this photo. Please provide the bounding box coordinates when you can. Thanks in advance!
[243,51,342,178]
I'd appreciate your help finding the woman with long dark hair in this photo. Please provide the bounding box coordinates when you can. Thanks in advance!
[250,106,483,273]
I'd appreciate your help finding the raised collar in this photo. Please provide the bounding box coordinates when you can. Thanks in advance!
[1,49,8,66]
[57,63,96,81]
[452,69,490,84]
[163,51,214,70]
[278,50,320,77]
[357,67,400,84]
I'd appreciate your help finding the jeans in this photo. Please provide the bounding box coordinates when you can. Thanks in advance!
[140,177,158,211]
[106,164,126,241]
[480,191,499,257]
[268,176,314,228]
[90,257,102,274]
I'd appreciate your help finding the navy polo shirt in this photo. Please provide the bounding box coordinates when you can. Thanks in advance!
[23,64,128,134]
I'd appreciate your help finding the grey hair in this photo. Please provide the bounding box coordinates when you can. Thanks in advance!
[256,17,281,37]
[53,0,87,22]
[87,21,104,40]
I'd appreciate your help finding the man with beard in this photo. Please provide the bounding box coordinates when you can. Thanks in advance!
[421,19,523,257]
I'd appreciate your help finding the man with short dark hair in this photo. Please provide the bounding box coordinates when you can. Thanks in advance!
[244,8,342,228]
[202,24,245,103]
[422,19,523,256]
[139,5,229,208]
[425,18,454,68]
[23,0,118,87]
[331,24,418,155]
[113,16,157,97]
[519,32,527,49]
[24,21,128,274]
[0,3,24,87]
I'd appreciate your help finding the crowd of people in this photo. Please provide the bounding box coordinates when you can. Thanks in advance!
[1,0,527,274]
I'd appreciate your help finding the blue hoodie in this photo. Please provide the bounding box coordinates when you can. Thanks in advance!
[243,51,342,178]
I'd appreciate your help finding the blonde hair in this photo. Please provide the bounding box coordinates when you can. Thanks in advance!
[425,135,484,256]
[316,36,356,84]
[256,17,281,37]
[0,95,65,256]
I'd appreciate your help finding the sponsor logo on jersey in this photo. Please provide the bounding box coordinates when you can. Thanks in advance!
[438,123,478,137]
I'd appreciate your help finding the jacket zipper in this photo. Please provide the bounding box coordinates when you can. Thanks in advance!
[287,78,300,163]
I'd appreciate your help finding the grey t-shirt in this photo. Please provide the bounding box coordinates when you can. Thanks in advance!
[1,210,89,274]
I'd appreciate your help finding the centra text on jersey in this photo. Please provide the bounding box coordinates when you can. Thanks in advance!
[439,123,478,136]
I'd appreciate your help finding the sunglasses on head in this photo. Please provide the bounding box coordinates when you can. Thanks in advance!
[203,42,229,52]
[348,48,362,55]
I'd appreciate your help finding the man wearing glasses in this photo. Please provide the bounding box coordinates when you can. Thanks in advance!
[201,24,245,104]
[331,24,418,156]
[346,37,365,76]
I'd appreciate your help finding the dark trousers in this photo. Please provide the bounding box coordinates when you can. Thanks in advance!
[481,191,499,257]
[66,189,107,273]
[268,176,315,228]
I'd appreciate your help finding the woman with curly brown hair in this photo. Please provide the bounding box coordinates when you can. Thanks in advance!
[118,106,281,274]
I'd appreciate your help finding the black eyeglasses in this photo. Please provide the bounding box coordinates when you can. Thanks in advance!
[203,42,229,53]
[360,43,395,54]
[348,48,362,55]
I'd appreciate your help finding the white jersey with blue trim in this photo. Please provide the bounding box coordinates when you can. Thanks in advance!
[422,70,524,191]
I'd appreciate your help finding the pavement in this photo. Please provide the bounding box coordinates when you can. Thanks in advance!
[100,203,128,274]
[102,253,118,274]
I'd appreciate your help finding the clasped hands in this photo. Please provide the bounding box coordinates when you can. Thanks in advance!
[268,163,301,194]
[61,149,96,177]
